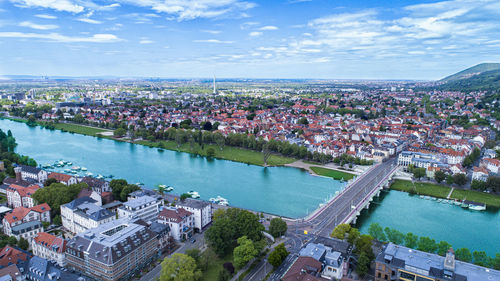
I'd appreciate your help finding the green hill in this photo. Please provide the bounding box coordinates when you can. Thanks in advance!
[436,69,500,92]
[441,63,500,82]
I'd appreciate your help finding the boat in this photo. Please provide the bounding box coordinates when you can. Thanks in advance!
[71,166,81,171]
[424,196,431,200]
[437,199,442,203]
[209,198,217,203]
[67,162,72,165]
[158,184,167,188]
[453,201,461,206]
[187,191,200,198]
[96,174,104,179]
[86,172,93,176]
[166,186,174,192]
[218,199,229,206]
[468,204,486,211]
[431,197,437,201]
[64,169,71,173]
[461,202,468,208]
[81,167,87,171]
[419,195,424,199]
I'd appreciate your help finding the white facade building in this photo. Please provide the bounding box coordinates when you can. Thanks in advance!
[31,232,67,267]
[61,197,115,234]
[176,198,212,232]
[118,195,160,223]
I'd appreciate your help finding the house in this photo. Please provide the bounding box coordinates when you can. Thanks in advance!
[61,197,115,234]
[20,256,85,281]
[299,243,345,280]
[472,166,489,182]
[375,243,500,281]
[79,177,110,194]
[481,158,500,174]
[118,195,160,223]
[0,264,22,280]
[158,207,194,241]
[0,246,31,269]
[31,232,67,267]
[47,172,77,186]
[135,220,172,255]
[176,198,212,232]
[6,184,39,209]
[17,165,47,184]
[65,218,158,281]
[2,204,50,241]
[281,256,328,281]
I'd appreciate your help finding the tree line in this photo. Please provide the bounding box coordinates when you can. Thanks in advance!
[0,129,37,183]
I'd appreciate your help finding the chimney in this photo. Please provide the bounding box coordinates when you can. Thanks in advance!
[14,167,22,182]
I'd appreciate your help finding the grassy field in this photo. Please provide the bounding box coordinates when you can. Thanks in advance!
[310,166,355,180]
[137,140,296,167]
[450,189,500,208]
[391,179,500,207]
[51,123,111,137]
[390,179,451,198]
[201,252,233,281]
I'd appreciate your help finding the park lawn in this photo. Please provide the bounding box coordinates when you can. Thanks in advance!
[310,166,355,180]
[390,179,451,198]
[136,140,296,167]
[51,123,111,137]
[450,189,500,208]
[200,252,233,281]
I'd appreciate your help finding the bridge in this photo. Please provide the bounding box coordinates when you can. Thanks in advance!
[299,157,399,237]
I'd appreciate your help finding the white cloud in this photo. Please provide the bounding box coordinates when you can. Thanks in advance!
[77,18,102,24]
[202,30,222,34]
[117,0,256,21]
[10,0,84,13]
[34,14,57,19]
[0,32,121,43]
[249,31,262,37]
[19,21,58,30]
[139,39,154,44]
[194,39,234,44]
[259,25,278,30]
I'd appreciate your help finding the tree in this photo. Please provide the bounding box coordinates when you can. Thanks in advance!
[453,173,467,186]
[384,227,404,245]
[268,218,287,238]
[114,128,126,137]
[27,115,36,126]
[404,232,419,249]
[471,180,486,191]
[368,223,386,242]
[446,175,454,185]
[7,236,17,246]
[492,253,500,270]
[218,268,232,281]
[206,147,216,158]
[434,170,446,183]
[32,182,87,215]
[412,168,426,179]
[331,224,351,240]
[44,178,58,187]
[203,121,213,131]
[436,241,452,256]
[298,117,309,125]
[356,251,371,277]
[417,237,437,253]
[233,236,258,268]
[180,193,192,201]
[473,251,490,267]
[185,248,201,264]
[17,238,29,250]
[160,253,202,281]
[268,243,289,268]
[455,248,472,262]
[347,228,360,245]
[262,143,271,166]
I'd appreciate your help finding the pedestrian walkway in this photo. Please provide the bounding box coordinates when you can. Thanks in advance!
[447,188,454,199]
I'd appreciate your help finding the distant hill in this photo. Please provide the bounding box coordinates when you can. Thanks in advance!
[441,63,500,82]
[431,63,500,92]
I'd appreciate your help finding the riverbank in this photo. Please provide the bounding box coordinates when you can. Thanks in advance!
[1,116,296,167]
[285,160,357,180]
[390,179,500,208]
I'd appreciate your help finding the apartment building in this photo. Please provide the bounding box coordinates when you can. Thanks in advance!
[176,198,212,232]
[31,232,67,267]
[118,195,160,223]
[61,197,115,234]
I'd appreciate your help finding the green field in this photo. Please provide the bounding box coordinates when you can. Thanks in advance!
[51,123,111,137]
[390,179,451,198]
[310,166,355,180]
[200,252,233,281]
[450,189,500,208]
[136,140,296,167]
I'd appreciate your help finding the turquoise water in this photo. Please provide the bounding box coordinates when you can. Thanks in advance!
[355,190,500,256]
[1,119,341,218]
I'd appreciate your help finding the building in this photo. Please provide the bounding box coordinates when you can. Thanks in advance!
[375,243,500,281]
[79,177,110,194]
[472,166,489,182]
[65,218,158,281]
[158,207,194,241]
[0,264,22,280]
[397,151,447,171]
[61,197,115,234]
[31,232,67,267]
[17,165,47,184]
[47,172,77,186]
[118,195,160,223]
[299,243,345,280]
[2,204,50,241]
[135,220,172,255]
[20,256,85,281]
[481,158,500,174]
[176,198,212,232]
[0,246,31,269]
[281,256,328,281]
[6,184,39,208]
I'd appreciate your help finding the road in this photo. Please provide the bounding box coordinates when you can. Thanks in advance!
[139,232,206,281]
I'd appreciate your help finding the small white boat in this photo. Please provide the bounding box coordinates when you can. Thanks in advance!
[453,201,461,206]
[96,174,104,179]
[218,200,229,206]
[424,196,431,200]
[166,186,174,192]
[187,191,200,198]
[67,162,72,165]
[71,166,81,171]
[419,195,424,199]
[468,204,486,211]
[158,184,167,188]
[209,198,217,203]
[437,199,442,203]
[86,172,93,176]
[81,167,87,171]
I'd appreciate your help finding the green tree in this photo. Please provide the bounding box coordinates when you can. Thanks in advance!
[455,248,472,262]
[268,218,287,238]
[436,241,452,256]
[180,193,192,201]
[446,175,454,185]
[331,223,351,240]
[206,147,216,158]
[185,248,201,265]
[218,268,232,281]
[417,237,437,253]
[404,233,419,249]
[368,223,386,242]
[434,170,446,183]
[113,128,127,137]
[356,251,371,277]
[233,236,258,268]
[453,173,467,186]
[298,117,309,125]
[44,178,58,187]
[17,238,29,250]
[160,253,202,281]
[413,168,426,179]
[347,227,360,245]
[7,236,17,246]
[27,115,36,126]
[268,243,289,268]
[473,251,490,267]
[384,227,404,245]
[32,182,87,215]
[492,253,500,270]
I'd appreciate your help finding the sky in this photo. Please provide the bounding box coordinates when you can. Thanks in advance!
[0,0,500,80]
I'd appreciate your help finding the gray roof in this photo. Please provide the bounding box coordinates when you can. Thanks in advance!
[66,197,114,222]
[176,198,210,209]
[377,243,500,281]
[312,236,350,256]
[122,195,157,209]
[21,256,85,281]
[17,164,43,175]
[299,243,327,261]
[11,221,42,235]
[64,197,96,210]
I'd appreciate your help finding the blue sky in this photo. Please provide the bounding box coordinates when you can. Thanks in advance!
[1,0,499,80]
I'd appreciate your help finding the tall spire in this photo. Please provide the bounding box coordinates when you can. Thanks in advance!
[213,75,216,94]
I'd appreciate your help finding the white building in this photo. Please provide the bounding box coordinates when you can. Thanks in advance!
[176,198,212,232]
[61,196,115,234]
[32,232,67,267]
[158,207,194,241]
[472,166,489,182]
[2,203,50,241]
[6,184,39,209]
[18,165,47,183]
[118,195,161,223]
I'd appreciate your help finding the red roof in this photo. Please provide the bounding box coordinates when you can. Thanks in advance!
[158,207,192,223]
[4,207,31,224]
[0,246,29,267]
[48,172,74,182]
[33,232,66,253]
[7,184,39,197]
[30,203,51,213]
